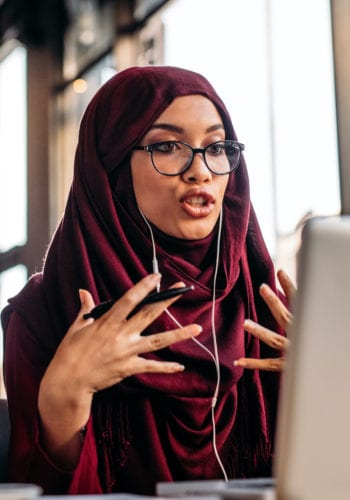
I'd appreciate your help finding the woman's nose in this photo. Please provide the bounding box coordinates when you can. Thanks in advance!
[182,152,212,183]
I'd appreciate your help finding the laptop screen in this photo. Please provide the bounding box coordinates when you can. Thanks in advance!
[274,215,350,500]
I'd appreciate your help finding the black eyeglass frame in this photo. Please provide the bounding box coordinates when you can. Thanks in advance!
[133,140,245,176]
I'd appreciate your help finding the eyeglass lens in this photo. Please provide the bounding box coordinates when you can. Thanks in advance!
[151,141,240,175]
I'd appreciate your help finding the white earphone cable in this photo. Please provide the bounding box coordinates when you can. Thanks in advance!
[138,207,228,480]
[138,208,160,291]
[208,210,228,480]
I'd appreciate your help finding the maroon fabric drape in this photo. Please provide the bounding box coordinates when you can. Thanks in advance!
[2,66,284,495]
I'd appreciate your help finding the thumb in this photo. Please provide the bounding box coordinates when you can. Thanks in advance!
[65,290,96,337]
[78,289,95,315]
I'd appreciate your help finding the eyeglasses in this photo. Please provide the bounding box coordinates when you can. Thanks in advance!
[133,140,245,176]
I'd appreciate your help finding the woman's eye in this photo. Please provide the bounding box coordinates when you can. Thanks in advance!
[153,142,178,153]
[206,143,224,155]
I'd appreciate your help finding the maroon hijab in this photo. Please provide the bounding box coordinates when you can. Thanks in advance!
[3,66,283,492]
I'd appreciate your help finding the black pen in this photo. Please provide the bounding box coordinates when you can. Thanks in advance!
[83,285,194,320]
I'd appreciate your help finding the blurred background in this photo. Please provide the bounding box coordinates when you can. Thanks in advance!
[0,0,349,395]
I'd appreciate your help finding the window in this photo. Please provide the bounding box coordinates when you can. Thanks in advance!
[161,0,339,277]
[0,45,27,253]
[0,44,28,395]
[51,54,116,222]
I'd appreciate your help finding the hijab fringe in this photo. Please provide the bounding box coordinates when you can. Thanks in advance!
[93,394,132,491]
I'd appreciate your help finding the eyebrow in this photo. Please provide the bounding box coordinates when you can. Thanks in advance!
[150,123,225,133]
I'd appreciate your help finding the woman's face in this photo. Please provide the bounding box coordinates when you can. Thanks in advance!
[131,95,230,240]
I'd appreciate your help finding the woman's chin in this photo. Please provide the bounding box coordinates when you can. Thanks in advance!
[170,221,216,240]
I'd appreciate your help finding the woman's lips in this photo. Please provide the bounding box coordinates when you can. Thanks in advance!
[180,191,215,218]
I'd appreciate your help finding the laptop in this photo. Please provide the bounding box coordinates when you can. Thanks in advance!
[274,215,350,499]
[157,215,350,500]
[156,478,275,499]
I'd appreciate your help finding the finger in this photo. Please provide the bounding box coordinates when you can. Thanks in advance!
[129,357,186,375]
[277,268,296,304]
[259,283,293,330]
[128,285,191,332]
[244,319,290,351]
[111,281,190,335]
[137,323,202,355]
[103,273,162,325]
[79,289,96,315]
[66,289,96,336]
[234,357,285,372]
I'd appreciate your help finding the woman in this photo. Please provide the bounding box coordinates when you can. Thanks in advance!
[1,65,293,495]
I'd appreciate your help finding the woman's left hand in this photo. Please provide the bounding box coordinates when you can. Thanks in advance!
[234,269,296,371]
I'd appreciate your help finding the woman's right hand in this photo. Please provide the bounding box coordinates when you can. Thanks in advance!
[38,273,201,469]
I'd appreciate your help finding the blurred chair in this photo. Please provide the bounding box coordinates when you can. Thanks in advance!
[0,398,10,481]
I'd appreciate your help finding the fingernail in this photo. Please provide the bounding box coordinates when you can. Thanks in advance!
[244,319,257,332]
[234,360,247,367]
[244,319,254,327]
[173,363,185,371]
[260,283,273,296]
[186,325,202,338]
[173,281,186,288]
[148,273,162,283]
[192,325,203,336]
